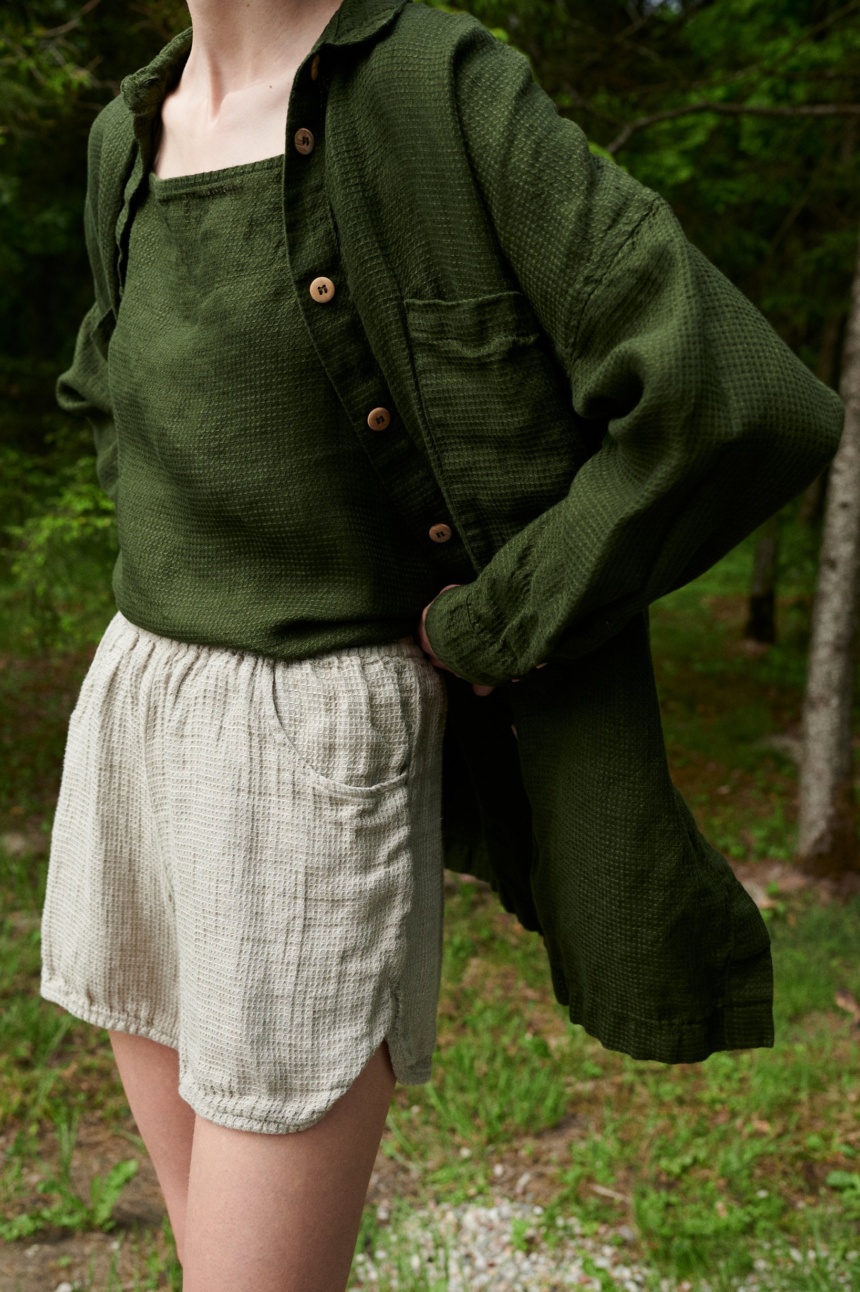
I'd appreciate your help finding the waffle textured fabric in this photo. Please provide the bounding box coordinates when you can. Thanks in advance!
[103,152,440,659]
[40,611,448,1133]
[53,0,846,1064]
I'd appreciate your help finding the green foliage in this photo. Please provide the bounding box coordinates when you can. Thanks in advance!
[0,2,188,368]
[825,1170,860,1219]
[1,438,116,653]
[0,1106,138,1242]
[420,1003,570,1145]
[0,3,96,134]
[5,454,115,597]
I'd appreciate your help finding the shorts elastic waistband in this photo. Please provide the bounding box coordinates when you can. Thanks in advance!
[110,611,428,666]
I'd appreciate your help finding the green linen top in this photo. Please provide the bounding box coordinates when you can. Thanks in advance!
[57,0,847,1064]
[107,149,439,659]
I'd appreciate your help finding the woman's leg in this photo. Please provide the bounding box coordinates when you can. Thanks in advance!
[108,1030,195,1263]
[181,1036,397,1292]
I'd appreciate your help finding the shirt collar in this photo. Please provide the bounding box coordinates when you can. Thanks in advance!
[119,0,411,117]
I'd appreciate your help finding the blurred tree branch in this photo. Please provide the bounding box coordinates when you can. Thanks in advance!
[607,98,860,154]
[40,0,102,41]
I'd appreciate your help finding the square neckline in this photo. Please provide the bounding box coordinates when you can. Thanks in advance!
[148,150,285,199]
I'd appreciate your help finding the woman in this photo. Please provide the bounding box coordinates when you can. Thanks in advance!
[40,0,490,1288]
[40,0,845,1286]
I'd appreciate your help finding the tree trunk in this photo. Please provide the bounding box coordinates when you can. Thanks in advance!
[796,222,860,878]
[799,315,842,525]
[745,510,781,643]
[798,462,830,527]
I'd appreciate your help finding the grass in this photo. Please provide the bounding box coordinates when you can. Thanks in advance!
[1,505,860,1289]
[3,858,859,1290]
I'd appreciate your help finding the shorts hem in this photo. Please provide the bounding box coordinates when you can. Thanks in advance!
[176,1073,342,1134]
[40,976,179,1051]
[177,1048,433,1135]
[41,976,434,1132]
[391,1061,433,1085]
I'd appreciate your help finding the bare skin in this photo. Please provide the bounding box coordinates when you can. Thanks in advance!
[418,585,548,693]
[109,1029,396,1289]
[152,0,344,178]
[418,583,496,695]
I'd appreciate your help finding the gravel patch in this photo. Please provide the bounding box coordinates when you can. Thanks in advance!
[348,1198,858,1291]
[350,1198,651,1289]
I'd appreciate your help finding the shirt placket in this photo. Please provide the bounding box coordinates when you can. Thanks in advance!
[284,48,475,578]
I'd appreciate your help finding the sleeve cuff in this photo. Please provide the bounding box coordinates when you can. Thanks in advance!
[423,583,519,687]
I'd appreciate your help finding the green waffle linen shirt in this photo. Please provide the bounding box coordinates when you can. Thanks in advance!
[107,151,439,658]
[57,0,846,1064]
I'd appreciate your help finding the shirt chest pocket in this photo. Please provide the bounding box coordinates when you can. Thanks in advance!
[402,289,591,545]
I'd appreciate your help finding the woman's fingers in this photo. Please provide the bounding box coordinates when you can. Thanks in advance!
[419,585,498,695]
[418,584,547,695]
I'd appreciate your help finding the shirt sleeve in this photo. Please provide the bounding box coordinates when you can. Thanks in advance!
[422,21,845,688]
[56,109,119,506]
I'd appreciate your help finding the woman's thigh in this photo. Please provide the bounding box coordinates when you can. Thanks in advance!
[181,1037,397,1292]
[108,1030,195,1261]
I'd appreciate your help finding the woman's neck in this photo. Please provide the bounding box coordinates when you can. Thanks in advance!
[182,0,344,114]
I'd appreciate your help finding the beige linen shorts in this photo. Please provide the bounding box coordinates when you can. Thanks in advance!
[40,610,448,1134]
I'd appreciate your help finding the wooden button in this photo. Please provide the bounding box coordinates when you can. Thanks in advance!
[294,127,315,155]
[309,276,336,303]
[310,52,321,80]
[367,406,391,431]
[429,523,452,543]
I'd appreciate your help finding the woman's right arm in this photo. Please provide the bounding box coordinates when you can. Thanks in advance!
[57,301,118,504]
[56,108,119,505]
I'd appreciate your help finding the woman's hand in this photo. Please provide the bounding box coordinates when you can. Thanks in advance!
[418,585,549,695]
[417,584,496,696]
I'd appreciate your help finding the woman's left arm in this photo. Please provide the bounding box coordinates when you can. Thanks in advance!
[422,21,845,689]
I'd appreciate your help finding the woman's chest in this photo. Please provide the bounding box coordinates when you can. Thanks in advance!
[152,78,295,179]
[110,159,303,411]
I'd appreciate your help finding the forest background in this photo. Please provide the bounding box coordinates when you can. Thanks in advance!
[1,2,860,1291]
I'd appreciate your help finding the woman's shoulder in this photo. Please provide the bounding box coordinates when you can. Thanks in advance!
[86,93,136,185]
[82,93,137,291]
[388,0,513,64]
[88,25,194,174]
